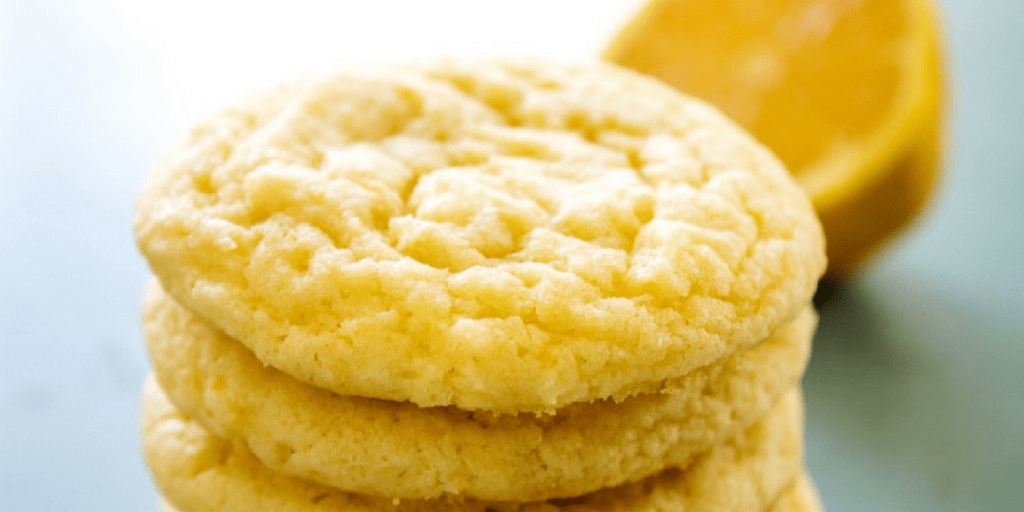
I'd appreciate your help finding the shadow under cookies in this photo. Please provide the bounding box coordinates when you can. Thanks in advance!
[803,277,1024,512]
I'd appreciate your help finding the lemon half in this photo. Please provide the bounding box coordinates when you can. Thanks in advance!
[605,0,945,277]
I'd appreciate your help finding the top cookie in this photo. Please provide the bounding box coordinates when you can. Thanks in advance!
[134,59,825,412]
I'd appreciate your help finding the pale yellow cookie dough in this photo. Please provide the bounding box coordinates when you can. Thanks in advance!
[159,477,820,512]
[143,379,804,512]
[768,474,824,512]
[134,59,826,412]
[145,281,814,500]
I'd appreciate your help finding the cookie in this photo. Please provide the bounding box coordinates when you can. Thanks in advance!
[160,478,821,512]
[160,477,821,512]
[145,280,815,500]
[768,475,823,512]
[160,477,820,512]
[133,59,826,412]
[143,378,804,512]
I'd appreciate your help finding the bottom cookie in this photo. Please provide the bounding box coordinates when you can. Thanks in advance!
[143,377,804,512]
[768,475,823,512]
[159,474,820,512]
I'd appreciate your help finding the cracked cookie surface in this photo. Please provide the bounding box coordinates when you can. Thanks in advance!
[134,59,825,411]
[145,281,814,500]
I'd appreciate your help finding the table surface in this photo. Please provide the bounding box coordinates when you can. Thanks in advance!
[1,1,1021,510]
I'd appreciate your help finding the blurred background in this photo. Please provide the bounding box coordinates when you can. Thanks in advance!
[0,0,1021,510]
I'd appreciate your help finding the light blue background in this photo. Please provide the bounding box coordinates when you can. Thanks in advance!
[1,1,1021,510]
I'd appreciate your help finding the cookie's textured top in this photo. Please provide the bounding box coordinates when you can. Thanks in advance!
[135,59,825,411]
[146,280,814,500]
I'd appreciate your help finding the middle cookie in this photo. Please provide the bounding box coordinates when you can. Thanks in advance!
[145,282,815,501]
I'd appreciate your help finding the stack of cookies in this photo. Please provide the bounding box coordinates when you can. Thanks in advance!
[134,60,827,512]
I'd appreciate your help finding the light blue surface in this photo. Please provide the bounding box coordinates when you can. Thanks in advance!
[1,1,1021,510]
